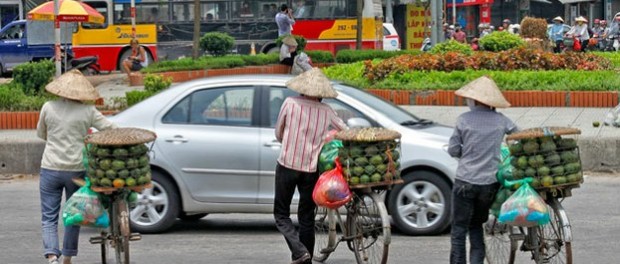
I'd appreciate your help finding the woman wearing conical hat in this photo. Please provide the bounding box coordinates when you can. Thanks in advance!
[567,16,590,52]
[447,76,518,264]
[36,70,117,264]
[548,16,565,53]
[273,68,347,264]
[279,35,298,66]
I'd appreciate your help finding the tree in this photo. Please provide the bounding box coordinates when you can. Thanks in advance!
[192,0,201,59]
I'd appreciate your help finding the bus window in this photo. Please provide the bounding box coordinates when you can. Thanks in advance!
[256,1,285,21]
[311,0,349,19]
[201,2,229,21]
[234,0,255,19]
[137,4,170,23]
[171,2,198,22]
[82,1,108,29]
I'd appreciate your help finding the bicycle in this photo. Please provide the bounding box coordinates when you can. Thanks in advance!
[313,187,393,264]
[484,179,575,264]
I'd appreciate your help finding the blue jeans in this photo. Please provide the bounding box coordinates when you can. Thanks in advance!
[450,179,500,264]
[40,168,83,258]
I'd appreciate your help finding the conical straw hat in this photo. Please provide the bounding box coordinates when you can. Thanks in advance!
[285,68,338,98]
[45,70,100,101]
[575,16,587,23]
[282,36,298,46]
[455,76,510,108]
[553,16,564,23]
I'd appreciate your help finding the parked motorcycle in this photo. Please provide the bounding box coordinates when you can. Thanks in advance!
[420,38,432,52]
[59,48,101,75]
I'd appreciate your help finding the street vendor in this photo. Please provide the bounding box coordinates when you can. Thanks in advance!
[447,76,518,264]
[37,70,117,264]
[279,35,298,66]
[273,68,347,264]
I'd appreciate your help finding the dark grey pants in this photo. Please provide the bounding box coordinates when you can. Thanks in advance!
[450,179,500,264]
[274,163,319,261]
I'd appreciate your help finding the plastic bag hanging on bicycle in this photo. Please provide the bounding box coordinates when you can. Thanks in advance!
[313,158,352,209]
[62,177,110,228]
[318,139,343,173]
[499,181,549,227]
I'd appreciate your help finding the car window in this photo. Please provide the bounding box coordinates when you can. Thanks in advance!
[322,98,367,125]
[268,87,298,127]
[383,26,390,36]
[1,23,24,39]
[163,86,255,126]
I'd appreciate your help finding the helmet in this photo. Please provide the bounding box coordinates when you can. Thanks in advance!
[594,19,601,24]
[502,19,511,24]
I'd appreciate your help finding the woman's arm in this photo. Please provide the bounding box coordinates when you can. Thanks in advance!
[137,47,146,62]
[36,104,48,140]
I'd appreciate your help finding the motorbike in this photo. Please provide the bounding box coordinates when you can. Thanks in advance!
[420,38,432,52]
[59,48,101,75]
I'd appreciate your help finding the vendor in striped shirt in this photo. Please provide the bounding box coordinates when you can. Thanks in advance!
[273,68,347,264]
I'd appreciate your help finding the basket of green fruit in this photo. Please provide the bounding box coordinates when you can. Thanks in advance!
[335,128,404,189]
[505,127,583,198]
[84,128,156,192]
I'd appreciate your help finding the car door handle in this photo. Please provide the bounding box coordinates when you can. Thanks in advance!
[263,141,282,148]
[165,135,188,143]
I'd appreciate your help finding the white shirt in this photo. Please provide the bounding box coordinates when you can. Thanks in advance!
[37,99,117,171]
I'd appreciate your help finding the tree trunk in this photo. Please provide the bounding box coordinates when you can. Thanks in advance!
[192,0,201,59]
[356,0,363,50]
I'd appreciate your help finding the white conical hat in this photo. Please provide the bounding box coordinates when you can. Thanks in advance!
[553,16,564,23]
[285,68,338,98]
[45,70,100,101]
[455,76,511,108]
[575,16,587,23]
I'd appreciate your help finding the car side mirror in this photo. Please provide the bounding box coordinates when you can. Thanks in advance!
[347,117,371,128]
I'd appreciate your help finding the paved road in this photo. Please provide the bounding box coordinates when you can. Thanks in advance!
[1,174,618,264]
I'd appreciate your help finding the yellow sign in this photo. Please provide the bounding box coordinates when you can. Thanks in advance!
[72,24,157,46]
[406,4,429,50]
[318,18,378,40]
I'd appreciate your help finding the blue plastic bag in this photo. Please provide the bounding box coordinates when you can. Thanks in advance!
[498,182,549,227]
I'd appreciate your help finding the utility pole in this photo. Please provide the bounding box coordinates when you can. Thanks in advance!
[430,0,443,45]
[356,0,363,50]
[192,0,200,58]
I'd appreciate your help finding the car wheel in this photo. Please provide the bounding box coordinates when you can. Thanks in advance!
[179,212,208,221]
[388,170,452,235]
[129,170,179,233]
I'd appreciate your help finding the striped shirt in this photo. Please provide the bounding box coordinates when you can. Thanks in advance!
[275,96,347,173]
[448,106,518,185]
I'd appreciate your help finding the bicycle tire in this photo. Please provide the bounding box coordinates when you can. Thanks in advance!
[350,191,390,264]
[537,198,572,264]
[314,207,338,262]
[483,215,517,264]
[114,198,131,264]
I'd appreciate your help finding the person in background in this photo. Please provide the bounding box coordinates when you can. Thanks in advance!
[502,19,511,32]
[270,4,279,17]
[448,76,518,264]
[205,13,214,21]
[294,0,306,18]
[592,19,606,51]
[444,23,453,41]
[567,16,590,52]
[240,1,253,17]
[276,4,295,36]
[122,38,148,78]
[146,7,159,23]
[274,68,347,264]
[471,38,480,51]
[37,70,117,264]
[452,25,467,43]
[548,16,565,53]
[280,36,298,66]
[599,20,610,50]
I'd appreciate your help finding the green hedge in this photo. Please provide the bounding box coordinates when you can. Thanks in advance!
[323,63,620,91]
[0,83,52,111]
[591,52,620,68]
[335,49,421,63]
[12,60,54,96]
[306,50,335,63]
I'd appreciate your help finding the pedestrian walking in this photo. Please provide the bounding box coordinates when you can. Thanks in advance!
[452,25,467,43]
[276,4,295,36]
[548,16,565,53]
[280,36,298,66]
[37,70,117,264]
[567,16,590,52]
[447,76,518,264]
[273,68,347,264]
[445,24,455,41]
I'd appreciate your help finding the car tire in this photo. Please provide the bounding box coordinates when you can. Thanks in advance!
[179,213,208,221]
[129,170,180,234]
[388,170,452,236]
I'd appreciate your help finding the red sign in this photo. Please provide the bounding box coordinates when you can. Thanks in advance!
[480,4,491,23]
[446,0,494,7]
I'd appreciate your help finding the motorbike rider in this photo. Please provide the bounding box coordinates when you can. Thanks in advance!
[606,14,620,51]
[599,20,610,50]
[567,16,590,52]
[548,16,565,53]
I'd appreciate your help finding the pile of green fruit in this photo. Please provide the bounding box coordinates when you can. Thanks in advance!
[86,144,152,188]
[339,140,401,186]
[507,136,583,188]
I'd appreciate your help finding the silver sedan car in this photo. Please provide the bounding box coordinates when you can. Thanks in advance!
[110,75,458,235]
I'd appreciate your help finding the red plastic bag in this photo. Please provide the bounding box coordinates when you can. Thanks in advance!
[312,158,352,209]
[573,38,581,51]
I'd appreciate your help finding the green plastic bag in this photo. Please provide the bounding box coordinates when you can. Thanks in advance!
[491,144,514,217]
[62,178,110,228]
[82,144,93,170]
[318,140,343,173]
[498,181,550,227]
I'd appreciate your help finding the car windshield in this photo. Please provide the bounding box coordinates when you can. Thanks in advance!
[335,83,427,125]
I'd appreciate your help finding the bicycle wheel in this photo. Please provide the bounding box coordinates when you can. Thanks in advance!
[536,198,572,264]
[350,191,390,264]
[114,198,131,264]
[484,214,517,264]
[314,207,338,262]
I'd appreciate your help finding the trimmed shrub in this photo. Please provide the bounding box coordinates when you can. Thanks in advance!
[143,74,172,93]
[0,83,26,111]
[336,49,421,63]
[199,32,235,56]
[305,50,335,63]
[429,40,473,55]
[11,60,54,96]
[479,31,525,52]
[520,17,549,39]
[276,35,307,51]
[126,90,153,107]
[239,54,280,65]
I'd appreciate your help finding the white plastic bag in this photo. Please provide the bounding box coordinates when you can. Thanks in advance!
[604,103,620,127]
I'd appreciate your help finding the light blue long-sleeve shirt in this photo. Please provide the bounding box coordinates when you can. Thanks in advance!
[548,23,565,41]
[275,12,295,36]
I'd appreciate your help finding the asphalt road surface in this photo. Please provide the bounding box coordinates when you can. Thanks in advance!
[1,174,618,264]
